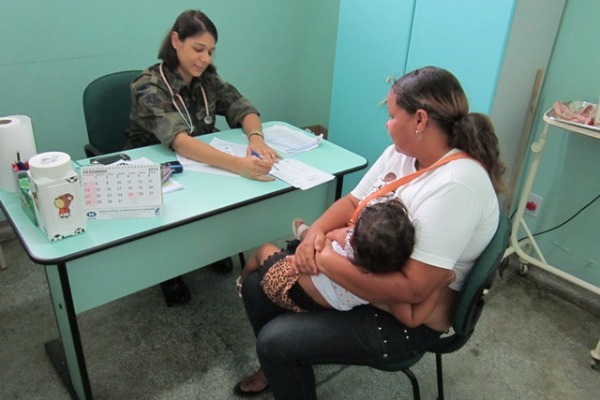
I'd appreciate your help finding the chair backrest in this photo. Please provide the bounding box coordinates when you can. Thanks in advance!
[429,212,509,357]
[82,70,141,157]
[451,212,510,336]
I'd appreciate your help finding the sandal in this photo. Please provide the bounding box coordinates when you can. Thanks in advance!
[291,218,310,240]
[232,381,270,397]
[233,369,270,397]
[236,275,243,298]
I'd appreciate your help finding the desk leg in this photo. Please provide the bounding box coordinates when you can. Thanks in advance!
[592,338,600,370]
[45,263,93,400]
[0,242,6,269]
[335,175,344,200]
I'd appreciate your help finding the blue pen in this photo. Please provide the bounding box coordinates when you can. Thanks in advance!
[251,151,279,171]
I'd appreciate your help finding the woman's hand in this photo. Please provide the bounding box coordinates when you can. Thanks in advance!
[236,156,276,181]
[293,229,327,275]
[241,113,280,160]
[247,135,280,160]
[287,194,359,275]
[172,133,274,181]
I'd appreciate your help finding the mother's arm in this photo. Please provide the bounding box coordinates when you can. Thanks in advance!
[294,193,359,275]
[315,242,452,304]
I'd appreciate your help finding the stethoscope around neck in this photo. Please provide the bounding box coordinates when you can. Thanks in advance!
[158,62,212,134]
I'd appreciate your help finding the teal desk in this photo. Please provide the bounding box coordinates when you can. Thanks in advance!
[0,122,366,400]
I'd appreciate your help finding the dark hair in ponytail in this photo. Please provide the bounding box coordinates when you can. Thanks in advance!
[451,113,505,192]
[391,66,505,192]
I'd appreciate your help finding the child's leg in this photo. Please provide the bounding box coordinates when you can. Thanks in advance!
[292,218,310,240]
[240,243,281,282]
[237,243,281,298]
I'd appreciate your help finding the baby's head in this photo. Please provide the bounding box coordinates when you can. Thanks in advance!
[348,199,415,273]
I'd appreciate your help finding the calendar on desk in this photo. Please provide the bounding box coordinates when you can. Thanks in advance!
[81,164,163,220]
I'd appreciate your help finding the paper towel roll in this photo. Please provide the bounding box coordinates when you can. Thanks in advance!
[0,115,37,192]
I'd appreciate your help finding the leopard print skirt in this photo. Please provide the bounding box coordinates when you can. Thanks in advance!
[259,250,303,312]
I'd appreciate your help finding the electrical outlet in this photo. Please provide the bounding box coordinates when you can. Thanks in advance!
[525,193,543,217]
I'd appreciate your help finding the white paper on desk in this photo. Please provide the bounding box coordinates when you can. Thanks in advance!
[161,178,184,193]
[264,124,322,155]
[210,137,247,157]
[269,158,334,190]
[176,140,241,178]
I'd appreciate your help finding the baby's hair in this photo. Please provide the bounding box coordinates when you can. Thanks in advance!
[349,198,415,273]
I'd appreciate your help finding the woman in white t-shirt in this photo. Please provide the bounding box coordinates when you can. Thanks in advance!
[234,66,505,399]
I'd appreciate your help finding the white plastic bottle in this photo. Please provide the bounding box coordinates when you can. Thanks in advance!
[28,152,86,241]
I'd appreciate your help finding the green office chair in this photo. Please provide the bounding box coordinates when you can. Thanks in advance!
[375,212,510,400]
[82,70,141,157]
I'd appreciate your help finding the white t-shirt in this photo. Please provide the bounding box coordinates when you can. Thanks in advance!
[350,147,499,290]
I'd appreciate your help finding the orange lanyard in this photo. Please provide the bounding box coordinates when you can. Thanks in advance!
[348,152,472,226]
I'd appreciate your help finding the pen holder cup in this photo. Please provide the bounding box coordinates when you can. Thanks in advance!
[16,171,37,226]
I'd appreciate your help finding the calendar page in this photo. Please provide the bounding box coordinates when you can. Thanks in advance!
[81,164,163,220]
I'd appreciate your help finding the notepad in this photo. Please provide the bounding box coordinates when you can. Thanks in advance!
[80,163,163,220]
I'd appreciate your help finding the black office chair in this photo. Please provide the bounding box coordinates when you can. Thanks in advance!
[82,70,141,157]
[375,212,510,400]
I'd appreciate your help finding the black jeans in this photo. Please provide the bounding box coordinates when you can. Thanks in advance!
[241,271,443,400]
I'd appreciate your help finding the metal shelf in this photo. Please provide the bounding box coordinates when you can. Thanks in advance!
[503,107,600,368]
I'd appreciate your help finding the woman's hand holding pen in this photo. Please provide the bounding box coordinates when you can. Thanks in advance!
[237,155,276,181]
[246,136,280,161]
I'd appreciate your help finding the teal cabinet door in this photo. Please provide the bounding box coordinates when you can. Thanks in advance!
[329,0,416,193]
[407,0,517,113]
[329,0,518,194]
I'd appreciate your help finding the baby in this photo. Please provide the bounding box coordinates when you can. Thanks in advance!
[238,198,452,326]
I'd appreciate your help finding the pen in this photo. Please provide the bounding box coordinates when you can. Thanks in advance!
[251,150,279,171]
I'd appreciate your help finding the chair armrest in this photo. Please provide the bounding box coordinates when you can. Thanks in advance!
[84,143,103,158]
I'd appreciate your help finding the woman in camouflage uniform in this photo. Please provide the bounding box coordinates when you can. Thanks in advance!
[126,9,279,306]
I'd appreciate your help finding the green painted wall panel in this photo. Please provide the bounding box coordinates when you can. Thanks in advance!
[520,0,600,286]
[0,0,339,160]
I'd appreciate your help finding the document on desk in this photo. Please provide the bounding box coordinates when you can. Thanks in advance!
[176,138,241,177]
[175,137,333,189]
[268,158,334,190]
[263,124,322,155]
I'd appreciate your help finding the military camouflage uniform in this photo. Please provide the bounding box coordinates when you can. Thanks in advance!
[125,63,259,150]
